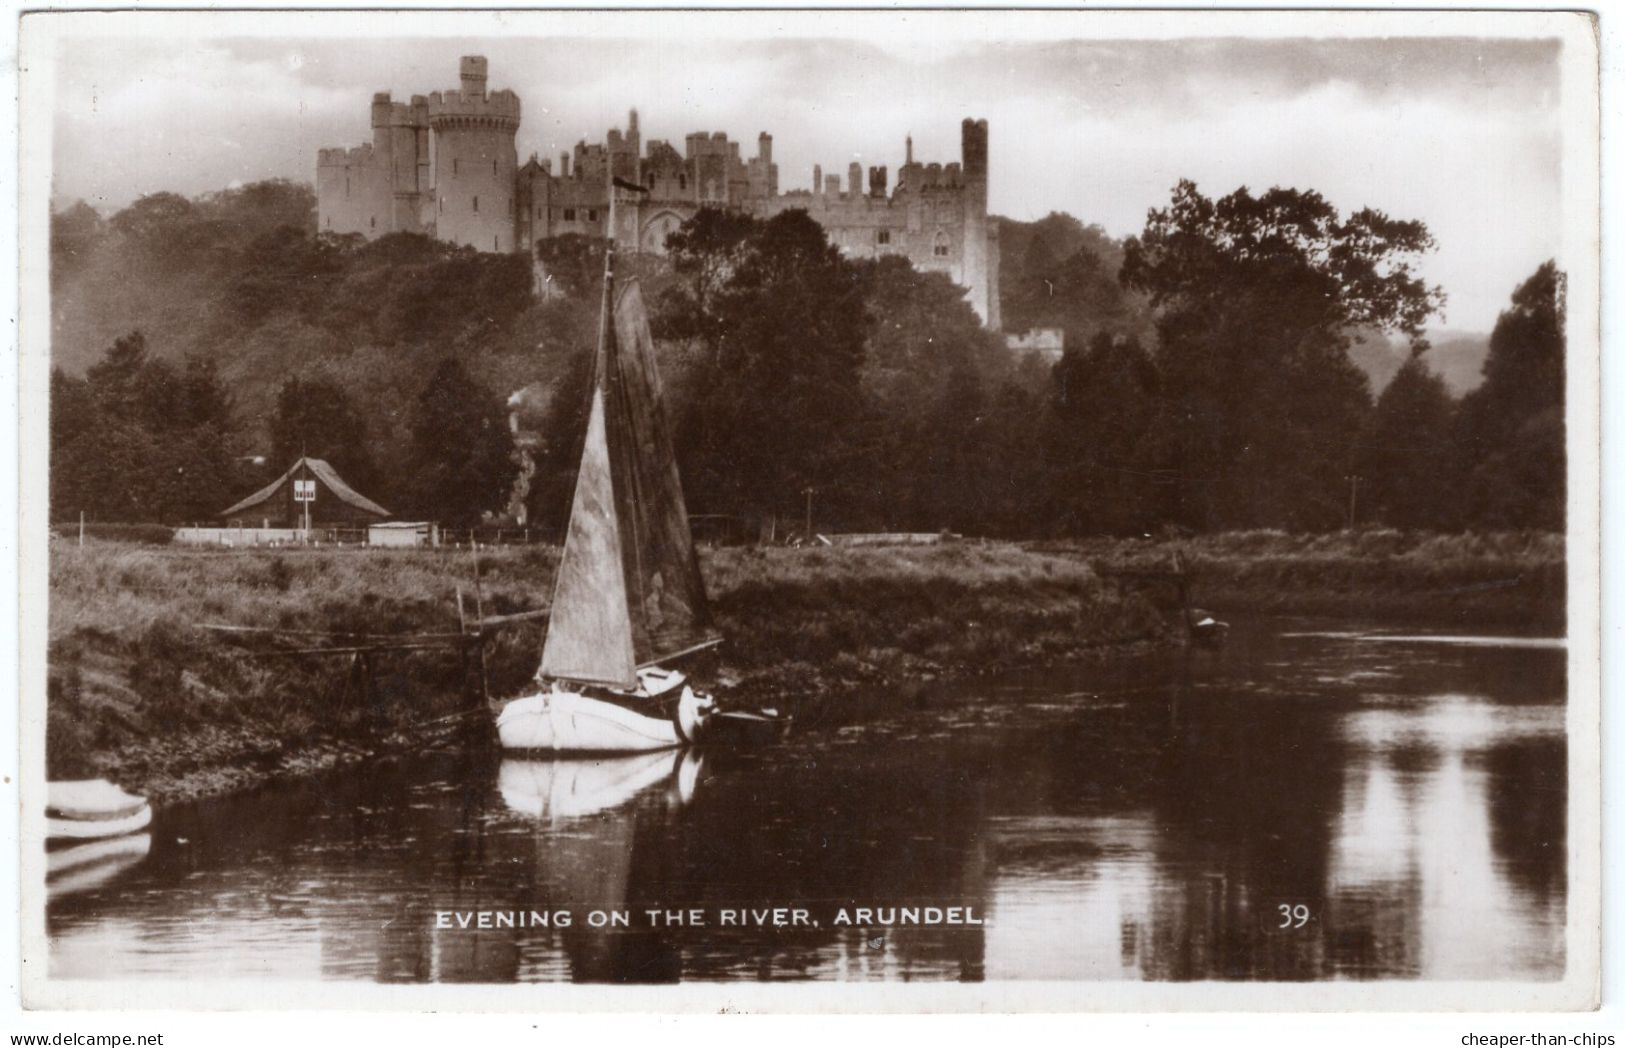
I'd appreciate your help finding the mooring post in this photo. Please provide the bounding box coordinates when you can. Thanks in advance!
[456,586,472,701]
[1172,549,1192,633]
[467,555,490,705]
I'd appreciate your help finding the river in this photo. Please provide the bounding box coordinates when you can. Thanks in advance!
[47,617,1567,983]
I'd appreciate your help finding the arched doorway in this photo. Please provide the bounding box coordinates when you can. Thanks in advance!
[641,210,687,255]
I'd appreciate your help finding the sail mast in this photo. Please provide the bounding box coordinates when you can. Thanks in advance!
[536,207,639,688]
[538,176,717,687]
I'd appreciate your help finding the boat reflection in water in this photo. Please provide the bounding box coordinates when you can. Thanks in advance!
[47,834,152,900]
[497,750,704,822]
[424,750,707,983]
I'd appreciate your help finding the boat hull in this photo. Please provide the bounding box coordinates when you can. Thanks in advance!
[47,804,152,841]
[497,685,708,753]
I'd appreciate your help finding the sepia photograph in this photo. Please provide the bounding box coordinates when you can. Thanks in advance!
[14,7,1603,1014]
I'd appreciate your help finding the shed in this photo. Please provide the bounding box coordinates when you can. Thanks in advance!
[219,457,390,528]
[368,521,436,548]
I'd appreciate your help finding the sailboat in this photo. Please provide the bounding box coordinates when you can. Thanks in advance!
[497,238,720,752]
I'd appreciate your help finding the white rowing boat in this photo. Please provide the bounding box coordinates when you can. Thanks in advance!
[46,779,153,842]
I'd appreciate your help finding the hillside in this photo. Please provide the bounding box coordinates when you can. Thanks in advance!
[994,213,1155,344]
[1347,326,1490,396]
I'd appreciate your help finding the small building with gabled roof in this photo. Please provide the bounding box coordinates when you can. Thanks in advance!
[219,457,390,528]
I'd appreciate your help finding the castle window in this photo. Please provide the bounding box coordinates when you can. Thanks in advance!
[473,196,479,213]
[877,230,891,246]
[493,158,498,176]
[587,209,598,222]
[369,216,375,229]
[453,159,459,177]
[345,177,350,197]
[933,232,950,257]
[440,196,444,213]
[647,173,656,189]
[564,208,576,221]
[494,236,499,250]
[679,174,687,191]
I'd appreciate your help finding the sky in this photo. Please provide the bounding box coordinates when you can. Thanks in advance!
[45,17,1571,333]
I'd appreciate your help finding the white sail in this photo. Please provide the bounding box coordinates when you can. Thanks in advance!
[537,384,638,688]
[537,248,718,690]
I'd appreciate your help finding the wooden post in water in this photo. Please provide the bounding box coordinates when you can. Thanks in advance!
[456,586,473,704]
[1172,549,1192,633]
[469,550,489,704]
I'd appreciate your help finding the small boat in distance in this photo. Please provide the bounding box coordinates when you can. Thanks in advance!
[1187,608,1230,648]
[497,237,720,753]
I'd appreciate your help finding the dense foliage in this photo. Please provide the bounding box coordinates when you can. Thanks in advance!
[48,179,1566,535]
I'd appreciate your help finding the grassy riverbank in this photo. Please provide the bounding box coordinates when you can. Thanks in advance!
[46,529,1564,801]
[1055,529,1565,630]
[46,540,1167,800]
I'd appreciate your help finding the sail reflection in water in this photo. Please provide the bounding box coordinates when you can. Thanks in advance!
[46,622,1567,984]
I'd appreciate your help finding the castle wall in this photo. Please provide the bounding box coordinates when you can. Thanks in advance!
[317,57,1000,325]
[752,117,996,325]
[428,59,520,252]
[317,145,390,237]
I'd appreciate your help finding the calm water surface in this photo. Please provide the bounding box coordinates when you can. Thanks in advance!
[48,618,1567,982]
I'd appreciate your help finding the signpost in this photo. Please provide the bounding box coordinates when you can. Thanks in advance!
[294,478,315,538]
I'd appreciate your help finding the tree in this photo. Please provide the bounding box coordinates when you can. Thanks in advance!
[534,233,610,301]
[665,209,868,519]
[50,201,104,285]
[1045,332,1170,535]
[850,255,1006,530]
[85,331,153,422]
[998,213,1152,346]
[656,207,760,349]
[1359,357,1459,529]
[54,333,241,522]
[227,225,346,326]
[402,357,519,526]
[1120,180,1444,530]
[270,376,377,493]
[1455,261,1566,529]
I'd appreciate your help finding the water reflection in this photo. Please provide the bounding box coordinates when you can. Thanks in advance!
[46,621,1567,983]
[1328,698,1565,980]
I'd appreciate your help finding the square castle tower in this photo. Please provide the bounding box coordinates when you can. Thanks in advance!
[317,56,999,328]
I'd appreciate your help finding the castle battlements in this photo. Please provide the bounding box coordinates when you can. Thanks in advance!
[370,93,430,129]
[317,55,999,326]
[318,144,375,167]
[427,89,521,129]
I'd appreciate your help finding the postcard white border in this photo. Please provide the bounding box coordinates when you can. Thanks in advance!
[14,6,1604,1014]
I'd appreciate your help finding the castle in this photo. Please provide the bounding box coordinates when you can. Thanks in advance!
[316,56,1000,328]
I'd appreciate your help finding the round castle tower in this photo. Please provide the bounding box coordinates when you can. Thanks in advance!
[429,56,521,252]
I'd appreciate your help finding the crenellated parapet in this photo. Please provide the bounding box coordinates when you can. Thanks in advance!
[318,144,375,167]
[427,88,521,131]
[371,92,430,130]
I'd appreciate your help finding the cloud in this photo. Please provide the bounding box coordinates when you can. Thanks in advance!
[48,31,1565,330]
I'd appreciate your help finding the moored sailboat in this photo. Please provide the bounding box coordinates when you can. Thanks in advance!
[497,235,720,753]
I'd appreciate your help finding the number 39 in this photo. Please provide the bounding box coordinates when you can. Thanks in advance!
[1277,904,1311,929]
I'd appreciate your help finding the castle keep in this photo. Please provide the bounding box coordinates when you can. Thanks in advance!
[317,56,1000,327]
